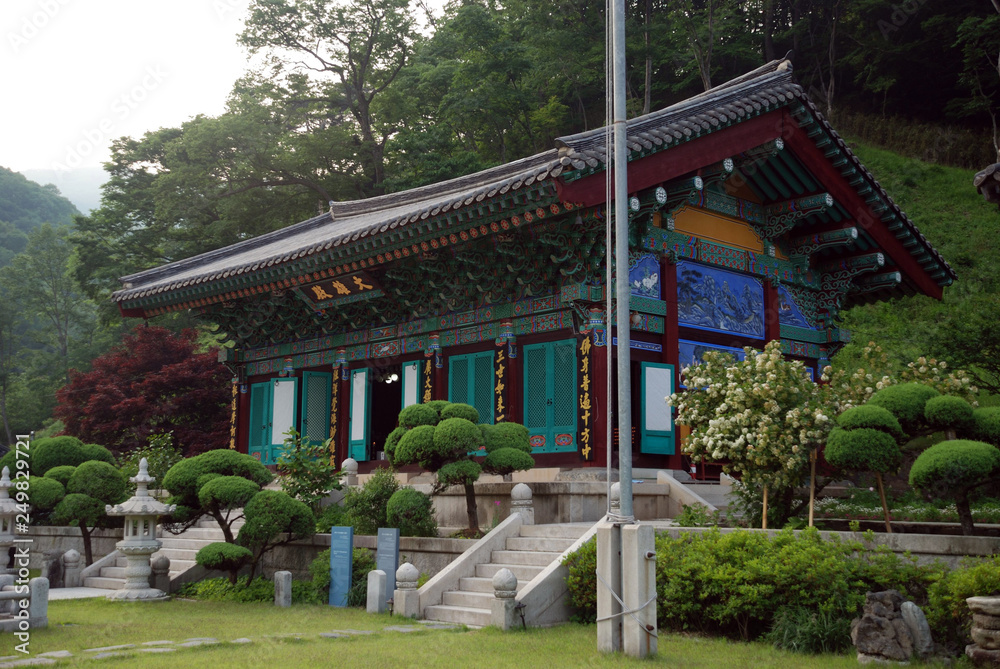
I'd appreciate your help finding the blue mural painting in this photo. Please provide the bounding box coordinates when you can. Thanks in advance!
[678,340,747,388]
[778,285,814,329]
[629,255,661,299]
[676,261,764,338]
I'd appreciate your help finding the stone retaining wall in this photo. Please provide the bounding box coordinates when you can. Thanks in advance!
[21,527,120,568]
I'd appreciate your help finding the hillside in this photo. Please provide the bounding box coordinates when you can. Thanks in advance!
[0,166,80,266]
[836,141,999,396]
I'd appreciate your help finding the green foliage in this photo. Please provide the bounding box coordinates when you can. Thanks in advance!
[195,542,252,583]
[175,575,276,603]
[67,460,127,504]
[398,403,439,429]
[118,432,183,495]
[926,556,1000,650]
[383,426,407,463]
[440,402,479,423]
[673,503,722,528]
[562,536,597,623]
[51,493,106,529]
[238,490,315,554]
[484,422,530,454]
[564,528,933,641]
[342,467,400,535]
[836,405,905,442]
[867,383,940,434]
[315,504,346,533]
[909,439,1000,492]
[431,417,482,466]
[765,606,853,654]
[163,449,274,510]
[392,425,436,469]
[198,476,260,511]
[825,427,901,474]
[276,429,342,511]
[309,547,377,607]
[972,407,1000,446]
[423,400,451,418]
[924,395,975,434]
[437,460,481,487]
[22,436,115,477]
[386,487,438,537]
[43,465,75,488]
[482,448,533,476]
[26,476,65,511]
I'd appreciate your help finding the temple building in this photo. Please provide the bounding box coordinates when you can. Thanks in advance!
[112,59,954,474]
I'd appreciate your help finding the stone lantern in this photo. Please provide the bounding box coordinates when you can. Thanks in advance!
[104,458,175,601]
[0,467,18,576]
[974,163,1000,211]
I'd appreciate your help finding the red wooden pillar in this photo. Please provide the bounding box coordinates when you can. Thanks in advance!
[505,342,520,424]
[590,329,609,468]
[764,280,781,343]
[434,352,447,401]
[236,379,250,454]
[660,257,683,470]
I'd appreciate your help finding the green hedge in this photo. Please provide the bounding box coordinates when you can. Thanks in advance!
[386,487,437,537]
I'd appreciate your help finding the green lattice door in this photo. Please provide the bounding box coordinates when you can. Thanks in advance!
[448,351,494,424]
[267,378,298,465]
[348,368,371,462]
[300,371,332,446]
[640,362,675,454]
[522,339,577,453]
[248,381,272,463]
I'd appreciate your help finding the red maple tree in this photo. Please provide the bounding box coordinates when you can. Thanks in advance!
[55,326,231,456]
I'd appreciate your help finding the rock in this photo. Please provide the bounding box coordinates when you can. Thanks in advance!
[891,618,914,658]
[975,615,1000,631]
[967,643,1000,667]
[969,597,1000,617]
[900,601,934,659]
[973,627,1000,651]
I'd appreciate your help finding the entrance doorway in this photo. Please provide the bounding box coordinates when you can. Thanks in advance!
[370,364,402,458]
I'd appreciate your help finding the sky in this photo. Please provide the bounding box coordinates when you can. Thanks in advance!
[0,0,255,173]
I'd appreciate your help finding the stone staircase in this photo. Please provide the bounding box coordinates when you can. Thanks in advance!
[83,516,239,590]
[422,523,591,627]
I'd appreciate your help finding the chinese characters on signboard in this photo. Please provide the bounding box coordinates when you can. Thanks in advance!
[578,336,592,460]
[302,272,380,304]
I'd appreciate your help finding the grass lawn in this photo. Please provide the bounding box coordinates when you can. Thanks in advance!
[0,598,883,668]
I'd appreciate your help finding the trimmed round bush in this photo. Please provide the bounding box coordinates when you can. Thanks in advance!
[342,467,399,535]
[386,487,437,537]
[867,383,940,433]
[484,422,531,454]
[393,425,436,469]
[27,476,65,511]
[909,439,1000,491]
[433,418,483,463]
[9,436,115,477]
[163,449,274,508]
[483,447,535,476]
[196,542,252,582]
[924,395,975,434]
[383,426,408,463]
[398,403,439,429]
[437,460,482,487]
[44,465,76,488]
[825,427,901,474]
[51,493,106,527]
[423,400,451,418]
[238,490,315,550]
[836,405,905,442]
[67,461,127,505]
[440,402,479,423]
[972,407,1000,446]
[198,476,260,510]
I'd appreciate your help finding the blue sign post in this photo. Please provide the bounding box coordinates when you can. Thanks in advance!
[329,526,354,607]
[376,527,400,606]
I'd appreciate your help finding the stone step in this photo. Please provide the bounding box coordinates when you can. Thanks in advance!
[517,524,590,539]
[156,538,221,550]
[163,526,236,540]
[504,536,576,553]
[490,550,561,567]
[152,548,200,561]
[423,604,490,628]
[458,577,528,594]
[475,563,544,581]
[441,590,494,609]
[83,576,125,590]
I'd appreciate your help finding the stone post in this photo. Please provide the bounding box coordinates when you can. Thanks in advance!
[28,577,49,629]
[62,549,82,588]
[967,596,1000,666]
[393,563,420,619]
[491,567,518,630]
[342,458,359,487]
[0,574,14,614]
[622,523,657,659]
[0,467,18,577]
[510,483,534,525]
[150,556,170,594]
[274,571,292,608]
[367,569,387,614]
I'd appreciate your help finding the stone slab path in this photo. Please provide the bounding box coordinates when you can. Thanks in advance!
[0,621,461,668]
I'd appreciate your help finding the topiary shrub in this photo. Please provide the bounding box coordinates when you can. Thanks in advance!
[162,449,274,527]
[386,487,437,537]
[43,465,76,488]
[432,417,482,466]
[1,436,116,477]
[835,405,906,442]
[197,476,261,543]
[67,461,127,505]
[51,493,109,566]
[342,467,399,535]
[195,542,253,584]
[440,402,479,423]
[398,403,439,429]
[383,426,408,464]
[437,460,481,487]
[483,448,534,477]
[484,422,531,453]
[909,439,1000,535]
[423,400,451,417]
[924,395,975,439]
[972,407,1000,446]
[237,490,315,583]
[867,383,940,434]
[27,476,65,511]
[393,425,436,469]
